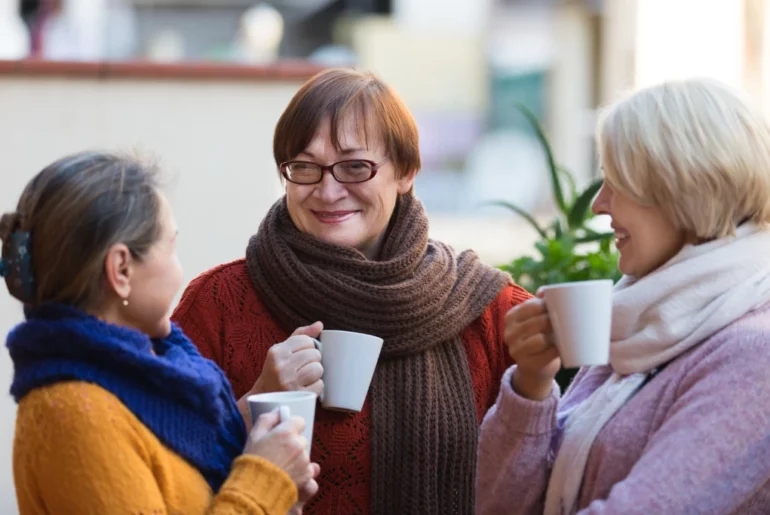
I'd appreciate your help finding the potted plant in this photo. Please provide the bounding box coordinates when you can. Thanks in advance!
[488,104,621,389]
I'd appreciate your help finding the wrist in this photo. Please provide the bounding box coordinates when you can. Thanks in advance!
[511,369,553,402]
[251,374,273,395]
[237,394,253,431]
[239,378,271,431]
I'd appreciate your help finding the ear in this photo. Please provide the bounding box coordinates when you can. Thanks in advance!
[103,243,134,301]
[396,169,418,195]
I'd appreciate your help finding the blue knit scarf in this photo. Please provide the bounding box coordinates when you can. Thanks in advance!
[6,304,247,492]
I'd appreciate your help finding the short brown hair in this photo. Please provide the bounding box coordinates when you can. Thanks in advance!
[273,68,421,179]
[0,151,163,308]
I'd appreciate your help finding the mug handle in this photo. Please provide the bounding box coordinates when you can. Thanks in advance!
[311,338,325,403]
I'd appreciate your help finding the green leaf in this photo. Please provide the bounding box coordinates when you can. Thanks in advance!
[580,226,603,236]
[551,218,564,239]
[558,166,578,206]
[494,106,621,298]
[481,200,548,239]
[567,178,604,229]
[513,102,567,214]
[575,232,614,243]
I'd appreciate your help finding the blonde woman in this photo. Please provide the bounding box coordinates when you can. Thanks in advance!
[476,78,770,514]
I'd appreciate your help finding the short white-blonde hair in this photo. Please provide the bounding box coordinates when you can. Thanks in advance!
[597,78,770,239]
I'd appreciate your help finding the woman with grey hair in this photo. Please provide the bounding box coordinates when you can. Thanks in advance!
[476,78,770,514]
[3,152,319,514]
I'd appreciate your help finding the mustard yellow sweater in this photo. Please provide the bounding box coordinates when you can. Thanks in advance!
[13,381,298,514]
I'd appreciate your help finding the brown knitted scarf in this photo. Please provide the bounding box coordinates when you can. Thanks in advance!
[246,194,510,515]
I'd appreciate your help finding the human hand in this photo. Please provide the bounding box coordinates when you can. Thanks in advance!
[253,322,324,397]
[243,410,317,490]
[504,293,561,401]
[289,463,321,514]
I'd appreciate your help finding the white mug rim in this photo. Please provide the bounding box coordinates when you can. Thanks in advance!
[539,279,613,291]
[320,329,383,342]
[247,391,318,403]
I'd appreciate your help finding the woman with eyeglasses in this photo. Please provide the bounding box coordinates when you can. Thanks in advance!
[172,68,532,515]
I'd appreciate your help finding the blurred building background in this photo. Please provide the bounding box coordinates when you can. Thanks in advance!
[0,0,769,512]
[4,0,768,262]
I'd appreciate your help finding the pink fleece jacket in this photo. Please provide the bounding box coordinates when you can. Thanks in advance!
[476,304,770,514]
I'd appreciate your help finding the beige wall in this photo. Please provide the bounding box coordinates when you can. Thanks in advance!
[350,16,488,115]
[548,1,597,187]
[599,0,637,105]
[0,74,306,513]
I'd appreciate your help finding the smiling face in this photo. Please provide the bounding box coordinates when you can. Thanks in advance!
[273,69,422,258]
[591,78,770,278]
[592,180,687,278]
[285,117,416,258]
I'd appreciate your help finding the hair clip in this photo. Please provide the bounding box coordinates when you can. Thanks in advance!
[4,231,35,303]
[0,257,6,277]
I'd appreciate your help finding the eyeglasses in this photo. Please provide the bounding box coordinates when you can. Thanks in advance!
[279,159,387,185]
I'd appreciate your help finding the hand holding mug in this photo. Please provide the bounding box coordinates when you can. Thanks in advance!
[291,464,321,515]
[507,280,614,401]
[244,410,317,489]
[254,322,324,396]
[504,294,561,401]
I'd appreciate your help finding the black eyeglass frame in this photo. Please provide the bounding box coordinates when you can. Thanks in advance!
[279,158,389,185]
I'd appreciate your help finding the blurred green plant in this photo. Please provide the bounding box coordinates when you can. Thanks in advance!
[489,103,622,294]
[487,104,622,389]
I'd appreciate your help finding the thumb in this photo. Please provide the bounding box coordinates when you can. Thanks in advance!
[251,409,281,440]
[292,321,323,338]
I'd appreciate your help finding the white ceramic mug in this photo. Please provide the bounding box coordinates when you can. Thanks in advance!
[247,390,317,454]
[540,279,613,368]
[312,330,383,413]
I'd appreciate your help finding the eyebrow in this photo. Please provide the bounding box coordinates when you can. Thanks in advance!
[301,148,367,158]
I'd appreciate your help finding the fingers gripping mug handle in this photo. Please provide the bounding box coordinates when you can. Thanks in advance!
[312,338,325,403]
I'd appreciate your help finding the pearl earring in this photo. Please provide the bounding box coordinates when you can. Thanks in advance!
[122,299,129,307]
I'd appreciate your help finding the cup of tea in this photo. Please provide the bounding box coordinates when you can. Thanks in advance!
[312,330,383,413]
[247,390,317,453]
[540,279,613,368]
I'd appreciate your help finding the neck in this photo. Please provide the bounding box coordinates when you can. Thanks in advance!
[359,199,402,259]
[89,301,139,333]
[359,232,387,260]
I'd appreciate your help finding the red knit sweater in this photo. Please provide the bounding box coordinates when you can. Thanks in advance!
[172,259,531,515]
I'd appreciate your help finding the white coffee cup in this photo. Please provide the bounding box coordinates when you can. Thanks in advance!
[540,279,613,368]
[312,329,383,413]
[247,390,317,454]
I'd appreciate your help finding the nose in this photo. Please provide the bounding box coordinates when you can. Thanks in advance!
[591,181,611,215]
[313,168,348,203]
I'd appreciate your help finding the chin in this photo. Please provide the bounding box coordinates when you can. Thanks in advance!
[617,256,633,277]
